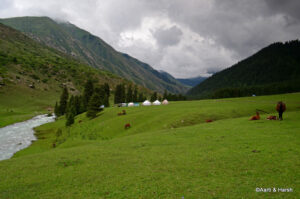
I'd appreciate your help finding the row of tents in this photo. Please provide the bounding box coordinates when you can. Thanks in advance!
[141,99,169,106]
[117,99,169,107]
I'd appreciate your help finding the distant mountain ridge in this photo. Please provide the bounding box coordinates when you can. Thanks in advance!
[0,16,187,94]
[188,40,300,98]
[176,76,207,87]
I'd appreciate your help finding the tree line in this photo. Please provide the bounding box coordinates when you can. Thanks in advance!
[54,80,110,126]
[55,81,188,127]
[114,84,147,104]
[114,84,187,104]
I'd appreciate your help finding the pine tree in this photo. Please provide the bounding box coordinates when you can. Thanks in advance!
[121,84,126,102]
[103,83,110,97]
[114,84,121,104]
[163,90,168,100]
[83,80,94,109]
[126,85,133,103]
[138,93,144,102]
[66,96,76,116]
[66,112,75,126]
[54,101,60,117]
[65,96,76,126]
[86,93,103,118]
[150,92,157,102]
[59,87,69,115]
[133,86,138,102]
[103,94,109,107]
[74,96,81,115]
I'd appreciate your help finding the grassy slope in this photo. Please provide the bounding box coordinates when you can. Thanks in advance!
[0,23,149,127]
[0,93,299,198]
[0,86,58,127]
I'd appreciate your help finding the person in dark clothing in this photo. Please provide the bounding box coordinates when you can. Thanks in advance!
[276,101,286,120]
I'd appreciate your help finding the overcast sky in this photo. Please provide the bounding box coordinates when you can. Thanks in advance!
[1,0,300,78]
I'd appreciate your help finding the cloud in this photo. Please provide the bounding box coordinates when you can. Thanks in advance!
[152,25,183,47]
[0,0,299,78]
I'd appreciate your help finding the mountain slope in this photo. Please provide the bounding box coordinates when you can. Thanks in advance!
[188,40,300,98]
[177,76,207,87]
[0,22,146,127]
[0,16,188,93]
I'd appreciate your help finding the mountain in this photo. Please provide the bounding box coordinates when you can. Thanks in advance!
[0,16,188,94]
[0,22,153,126]
[187,40,300,98]
[176,76,207,87]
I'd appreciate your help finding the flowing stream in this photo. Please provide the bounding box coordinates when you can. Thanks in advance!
[0,114,55,161]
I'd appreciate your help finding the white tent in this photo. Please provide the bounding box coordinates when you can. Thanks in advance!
[153,100,161,105]
[142,100,151,106]
[128,102,134,107]
[162,99,169,105]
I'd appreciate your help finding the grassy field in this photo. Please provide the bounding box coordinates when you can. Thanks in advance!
[0,93,300,198]
[0,85,58,128]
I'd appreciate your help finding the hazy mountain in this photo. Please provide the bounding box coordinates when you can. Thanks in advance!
[176,76,207,87]
[0,16,188,94]
[187,40,300,98]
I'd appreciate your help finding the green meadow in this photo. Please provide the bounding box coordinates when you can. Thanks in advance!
[0,85,58,128]
[0,93,300,198]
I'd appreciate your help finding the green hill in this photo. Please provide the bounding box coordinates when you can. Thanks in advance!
[0,23,148,127]
[1,93,300,198]
[187,40,300,98]
[0,16,188,94]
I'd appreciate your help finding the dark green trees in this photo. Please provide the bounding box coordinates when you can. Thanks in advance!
[162,90,186,101]
[86,92,103,118]
[150,92,157,102]
[133,86,138,102]
[114,84,126,104]
[138,93,145,102]
[103,83,110,98]
[59,87,69,115]
[126,85,133,103]
[65,96,76,126]
[114,84,122,104]
[54,102,60,117]
[83,79,94,110]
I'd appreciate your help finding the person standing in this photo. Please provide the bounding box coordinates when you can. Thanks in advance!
[276,101,286,120]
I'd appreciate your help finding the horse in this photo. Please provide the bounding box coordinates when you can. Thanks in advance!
[267,115,277,120]
[118,110,126,116]
[276,101,286,120]
[250,112,260,120]
[124,123,131,129]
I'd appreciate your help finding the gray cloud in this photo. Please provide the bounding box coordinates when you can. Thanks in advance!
[0,0,299,78]
[152,25,183,47]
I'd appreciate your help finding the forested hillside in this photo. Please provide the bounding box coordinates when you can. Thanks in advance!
[188,40,300,98]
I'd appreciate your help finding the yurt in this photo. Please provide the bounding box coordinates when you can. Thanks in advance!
[134,103,140,107]
[153,100,161,105]
[100,105,105,108]
[162,99,169,105]
[142,100,151,106]
[128,102,134,107]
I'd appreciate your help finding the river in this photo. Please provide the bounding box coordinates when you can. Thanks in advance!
[0,114,55,161]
